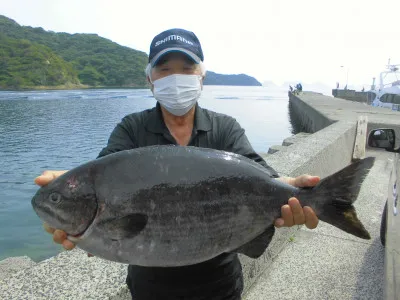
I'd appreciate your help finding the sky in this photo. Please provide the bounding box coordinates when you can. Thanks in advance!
[1,0,399,88]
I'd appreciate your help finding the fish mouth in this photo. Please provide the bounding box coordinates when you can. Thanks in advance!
[67,206,100,243]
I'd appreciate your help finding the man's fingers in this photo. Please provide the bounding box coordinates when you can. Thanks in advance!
[280,204,294,227]
[34,170,68,186]
[43,223,55,234]
[288,198,305,225]
[51,229,76,250]
[34,174,53,186]
[304,206,319,229]
[275,199,319,229]
[53,229,67,244]
[274,218,285,228]
[62,239,76,250]
[294,175,320,187]
[43,170,68,177]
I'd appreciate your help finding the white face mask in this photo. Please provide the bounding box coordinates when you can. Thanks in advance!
[151,74,202,116]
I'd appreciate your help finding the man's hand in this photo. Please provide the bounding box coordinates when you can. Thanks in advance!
[35,170,76,251]
[43,222,76,250]
[35,170,94,257]
[274,174,320,229]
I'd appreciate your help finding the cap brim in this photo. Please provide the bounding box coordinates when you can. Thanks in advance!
[150,48,201,67]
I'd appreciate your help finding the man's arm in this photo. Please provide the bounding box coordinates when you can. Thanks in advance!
[221,118,319,229]
[221,118,279,177]
[97,118,137,158]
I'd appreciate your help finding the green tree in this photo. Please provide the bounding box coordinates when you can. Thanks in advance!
[0,15,149,88]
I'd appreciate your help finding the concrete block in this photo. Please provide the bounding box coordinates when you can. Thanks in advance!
[265,120,358,178]
[0,249,128,300]
[282,133,310,146]
[0,256,36,281]
[267,145,287,154]
[257,152,269,157]
[288,92,335,133]
[282,132,311,146]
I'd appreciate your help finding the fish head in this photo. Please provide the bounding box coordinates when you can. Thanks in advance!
[31,168,98,237]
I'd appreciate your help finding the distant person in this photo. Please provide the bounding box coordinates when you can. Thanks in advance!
[34,28,320,300]
[289,85,293,92]
[336,82,339,89]
[297,83,303,92]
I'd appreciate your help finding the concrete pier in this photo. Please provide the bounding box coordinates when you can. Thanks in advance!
[1,91,399,299]
[332,89,374,104]
[245,91,400,300]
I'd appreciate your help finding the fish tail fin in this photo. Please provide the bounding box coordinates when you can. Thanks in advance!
[300,157,375,239]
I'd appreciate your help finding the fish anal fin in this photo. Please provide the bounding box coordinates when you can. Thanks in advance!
[97,213,148,240]
[233,225,275,259]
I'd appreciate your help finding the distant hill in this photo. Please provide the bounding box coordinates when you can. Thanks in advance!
[0,15,263,90]
[0,34,80,89]
[0,15,148,89]
[203,71,262,86]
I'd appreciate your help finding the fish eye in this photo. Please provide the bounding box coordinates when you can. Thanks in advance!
[49,193,62,204]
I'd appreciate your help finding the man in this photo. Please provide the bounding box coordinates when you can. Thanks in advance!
[35,28,320,300]
[296,83,303,92]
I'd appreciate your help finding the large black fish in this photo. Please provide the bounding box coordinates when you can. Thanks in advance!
[31,145,373,266]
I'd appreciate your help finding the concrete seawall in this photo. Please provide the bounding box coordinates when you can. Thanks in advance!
[1,91,400,299]
[246,91,400,299]
[332,89,374,104]
[292,91,400,139]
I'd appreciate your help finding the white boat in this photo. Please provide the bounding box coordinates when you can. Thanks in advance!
[369,59,400,111]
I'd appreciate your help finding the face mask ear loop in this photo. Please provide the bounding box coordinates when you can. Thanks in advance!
[197,75,203,90]
[148,65,153,84]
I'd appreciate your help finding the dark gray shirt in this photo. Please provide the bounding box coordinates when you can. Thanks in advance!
[97,102,279,300]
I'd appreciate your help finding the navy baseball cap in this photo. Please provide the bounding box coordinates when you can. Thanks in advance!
[148,28,204,67]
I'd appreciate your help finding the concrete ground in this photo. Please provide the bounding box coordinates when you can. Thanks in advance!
[244,149,392,300]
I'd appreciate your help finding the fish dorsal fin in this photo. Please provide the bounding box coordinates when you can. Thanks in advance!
[97,213,148,240]
[233,225,275,259]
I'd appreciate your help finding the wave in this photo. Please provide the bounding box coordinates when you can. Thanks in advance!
[215,96,240,100]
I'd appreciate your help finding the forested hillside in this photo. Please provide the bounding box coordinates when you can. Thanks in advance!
[0,15,148,89]
[0,15,263,90]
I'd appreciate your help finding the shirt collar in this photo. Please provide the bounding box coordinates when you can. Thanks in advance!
[194,102,212,132]
[145,102,165,134]
[145,102,212,133]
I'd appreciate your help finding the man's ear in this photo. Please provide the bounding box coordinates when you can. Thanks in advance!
[200,74,206,90]
[147,76,154,92]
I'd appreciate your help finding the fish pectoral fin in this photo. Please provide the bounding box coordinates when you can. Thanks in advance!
[97,213,148,240]
[232,225,275,259]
